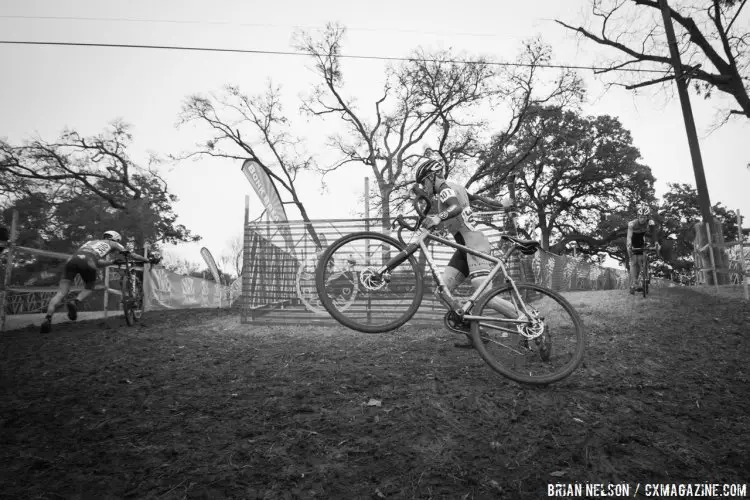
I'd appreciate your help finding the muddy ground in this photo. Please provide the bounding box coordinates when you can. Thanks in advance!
[1,287,749,499]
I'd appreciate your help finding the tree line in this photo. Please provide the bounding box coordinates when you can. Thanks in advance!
[2,1,748,281]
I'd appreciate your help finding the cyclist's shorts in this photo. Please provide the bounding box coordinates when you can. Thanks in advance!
[63,253,98,289]
[447,230,491,279]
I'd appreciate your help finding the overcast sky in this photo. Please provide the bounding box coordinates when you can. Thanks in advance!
[1,0,748,267]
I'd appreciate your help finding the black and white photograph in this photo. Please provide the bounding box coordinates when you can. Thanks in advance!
[1,0,748,498]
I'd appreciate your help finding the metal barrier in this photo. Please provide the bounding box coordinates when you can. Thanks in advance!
[240,217,642,327]
[0,209,234,332]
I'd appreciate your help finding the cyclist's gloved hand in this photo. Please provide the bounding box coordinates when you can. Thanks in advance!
[422,215,441,229]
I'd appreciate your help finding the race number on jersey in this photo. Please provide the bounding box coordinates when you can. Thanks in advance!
[461,207,476,231]
[438,187,456,203]
[80,240,114,258]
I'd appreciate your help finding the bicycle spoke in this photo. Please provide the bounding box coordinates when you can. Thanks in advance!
[471,283,585,385]
[316,232,423,333]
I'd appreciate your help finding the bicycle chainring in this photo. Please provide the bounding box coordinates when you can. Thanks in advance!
[444,311,471,335]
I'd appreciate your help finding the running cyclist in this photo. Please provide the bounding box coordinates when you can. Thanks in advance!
[40,230,152,333]
[413,158,532,345]
[626,204,660,294]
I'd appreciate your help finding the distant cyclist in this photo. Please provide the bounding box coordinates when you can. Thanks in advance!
[414,158,531,346]
[626,204,660,295]
[40,230,152,334]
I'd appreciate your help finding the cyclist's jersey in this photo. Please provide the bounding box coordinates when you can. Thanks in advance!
[75,239,126,260]
[628,219,656,249]
[435,181,491,278]
[435,181,476,235]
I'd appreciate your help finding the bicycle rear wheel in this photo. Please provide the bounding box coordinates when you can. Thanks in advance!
[315,232,424,333]
[471,283,585,385]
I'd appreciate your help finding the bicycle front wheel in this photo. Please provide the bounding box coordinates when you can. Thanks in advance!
[123,294,136,326]
[315,231,424,333]
[471,283,585,385]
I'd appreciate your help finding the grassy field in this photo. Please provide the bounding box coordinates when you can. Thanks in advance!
[1,287,748,499]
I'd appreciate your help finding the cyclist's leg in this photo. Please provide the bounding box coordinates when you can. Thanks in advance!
[436,248,468,309]
[75,259,98,302]
[464,231,523,319]
[629,254,641,292]
[45,279,73,317]
[65,257,98,320]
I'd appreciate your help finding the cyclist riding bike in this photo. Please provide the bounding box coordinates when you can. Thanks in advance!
[40,230,152,334]
[414,158,531,346]
[626,204,660,295]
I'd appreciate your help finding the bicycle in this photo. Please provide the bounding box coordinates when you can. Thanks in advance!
[115,251,145,326]
[315,192,586,385]
[632,245,658,298]
[296,251,359,314]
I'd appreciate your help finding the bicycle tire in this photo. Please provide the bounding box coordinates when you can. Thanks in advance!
[122,275,136,326]
[123,299,135,326]
[315,231,424,333]
[642,254,648,298]
[471,283,585,385]
[133,276,144,322]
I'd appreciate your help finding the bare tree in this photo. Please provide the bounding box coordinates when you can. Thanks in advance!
[294,23,497,229]
[221,233,244,279]
[1,120,166,209]
[160,251,202,276]
[176,83,324,248]
[468,38,586,196]
[557,0,750,123]
[1,121,199,248]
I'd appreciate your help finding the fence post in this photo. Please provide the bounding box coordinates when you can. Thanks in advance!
[704,223,720,294]
[738,209,748,301]
[103,266,110,319]
[0,210,19,333]
[143,242,152,313]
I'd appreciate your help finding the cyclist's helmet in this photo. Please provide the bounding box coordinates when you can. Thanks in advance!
[415,159,443,184]
[636,204,650,217]
[103,230,122,242]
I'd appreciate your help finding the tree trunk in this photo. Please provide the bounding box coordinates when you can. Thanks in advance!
[541,230,551,252]
[379,183,393,232]
[293,199,324,250]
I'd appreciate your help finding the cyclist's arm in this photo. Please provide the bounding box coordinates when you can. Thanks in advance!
[626,222,634,256]
[649,221,659,247]
[434,186,463,221]
[469,193,514,212]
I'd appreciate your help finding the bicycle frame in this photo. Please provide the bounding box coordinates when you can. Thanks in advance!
[376,227,534,333]
[118,256,137,301]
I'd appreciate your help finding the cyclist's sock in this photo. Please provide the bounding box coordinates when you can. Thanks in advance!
[67,301,78,321]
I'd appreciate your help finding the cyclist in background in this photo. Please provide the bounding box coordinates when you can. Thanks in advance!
[414,158,531,346]
[40,230,152,334]
[626,204,660,295]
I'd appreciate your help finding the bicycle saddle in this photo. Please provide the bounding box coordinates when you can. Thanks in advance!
[501,235,541,255]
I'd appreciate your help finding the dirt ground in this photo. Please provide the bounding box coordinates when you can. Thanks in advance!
[1,287,749,499]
